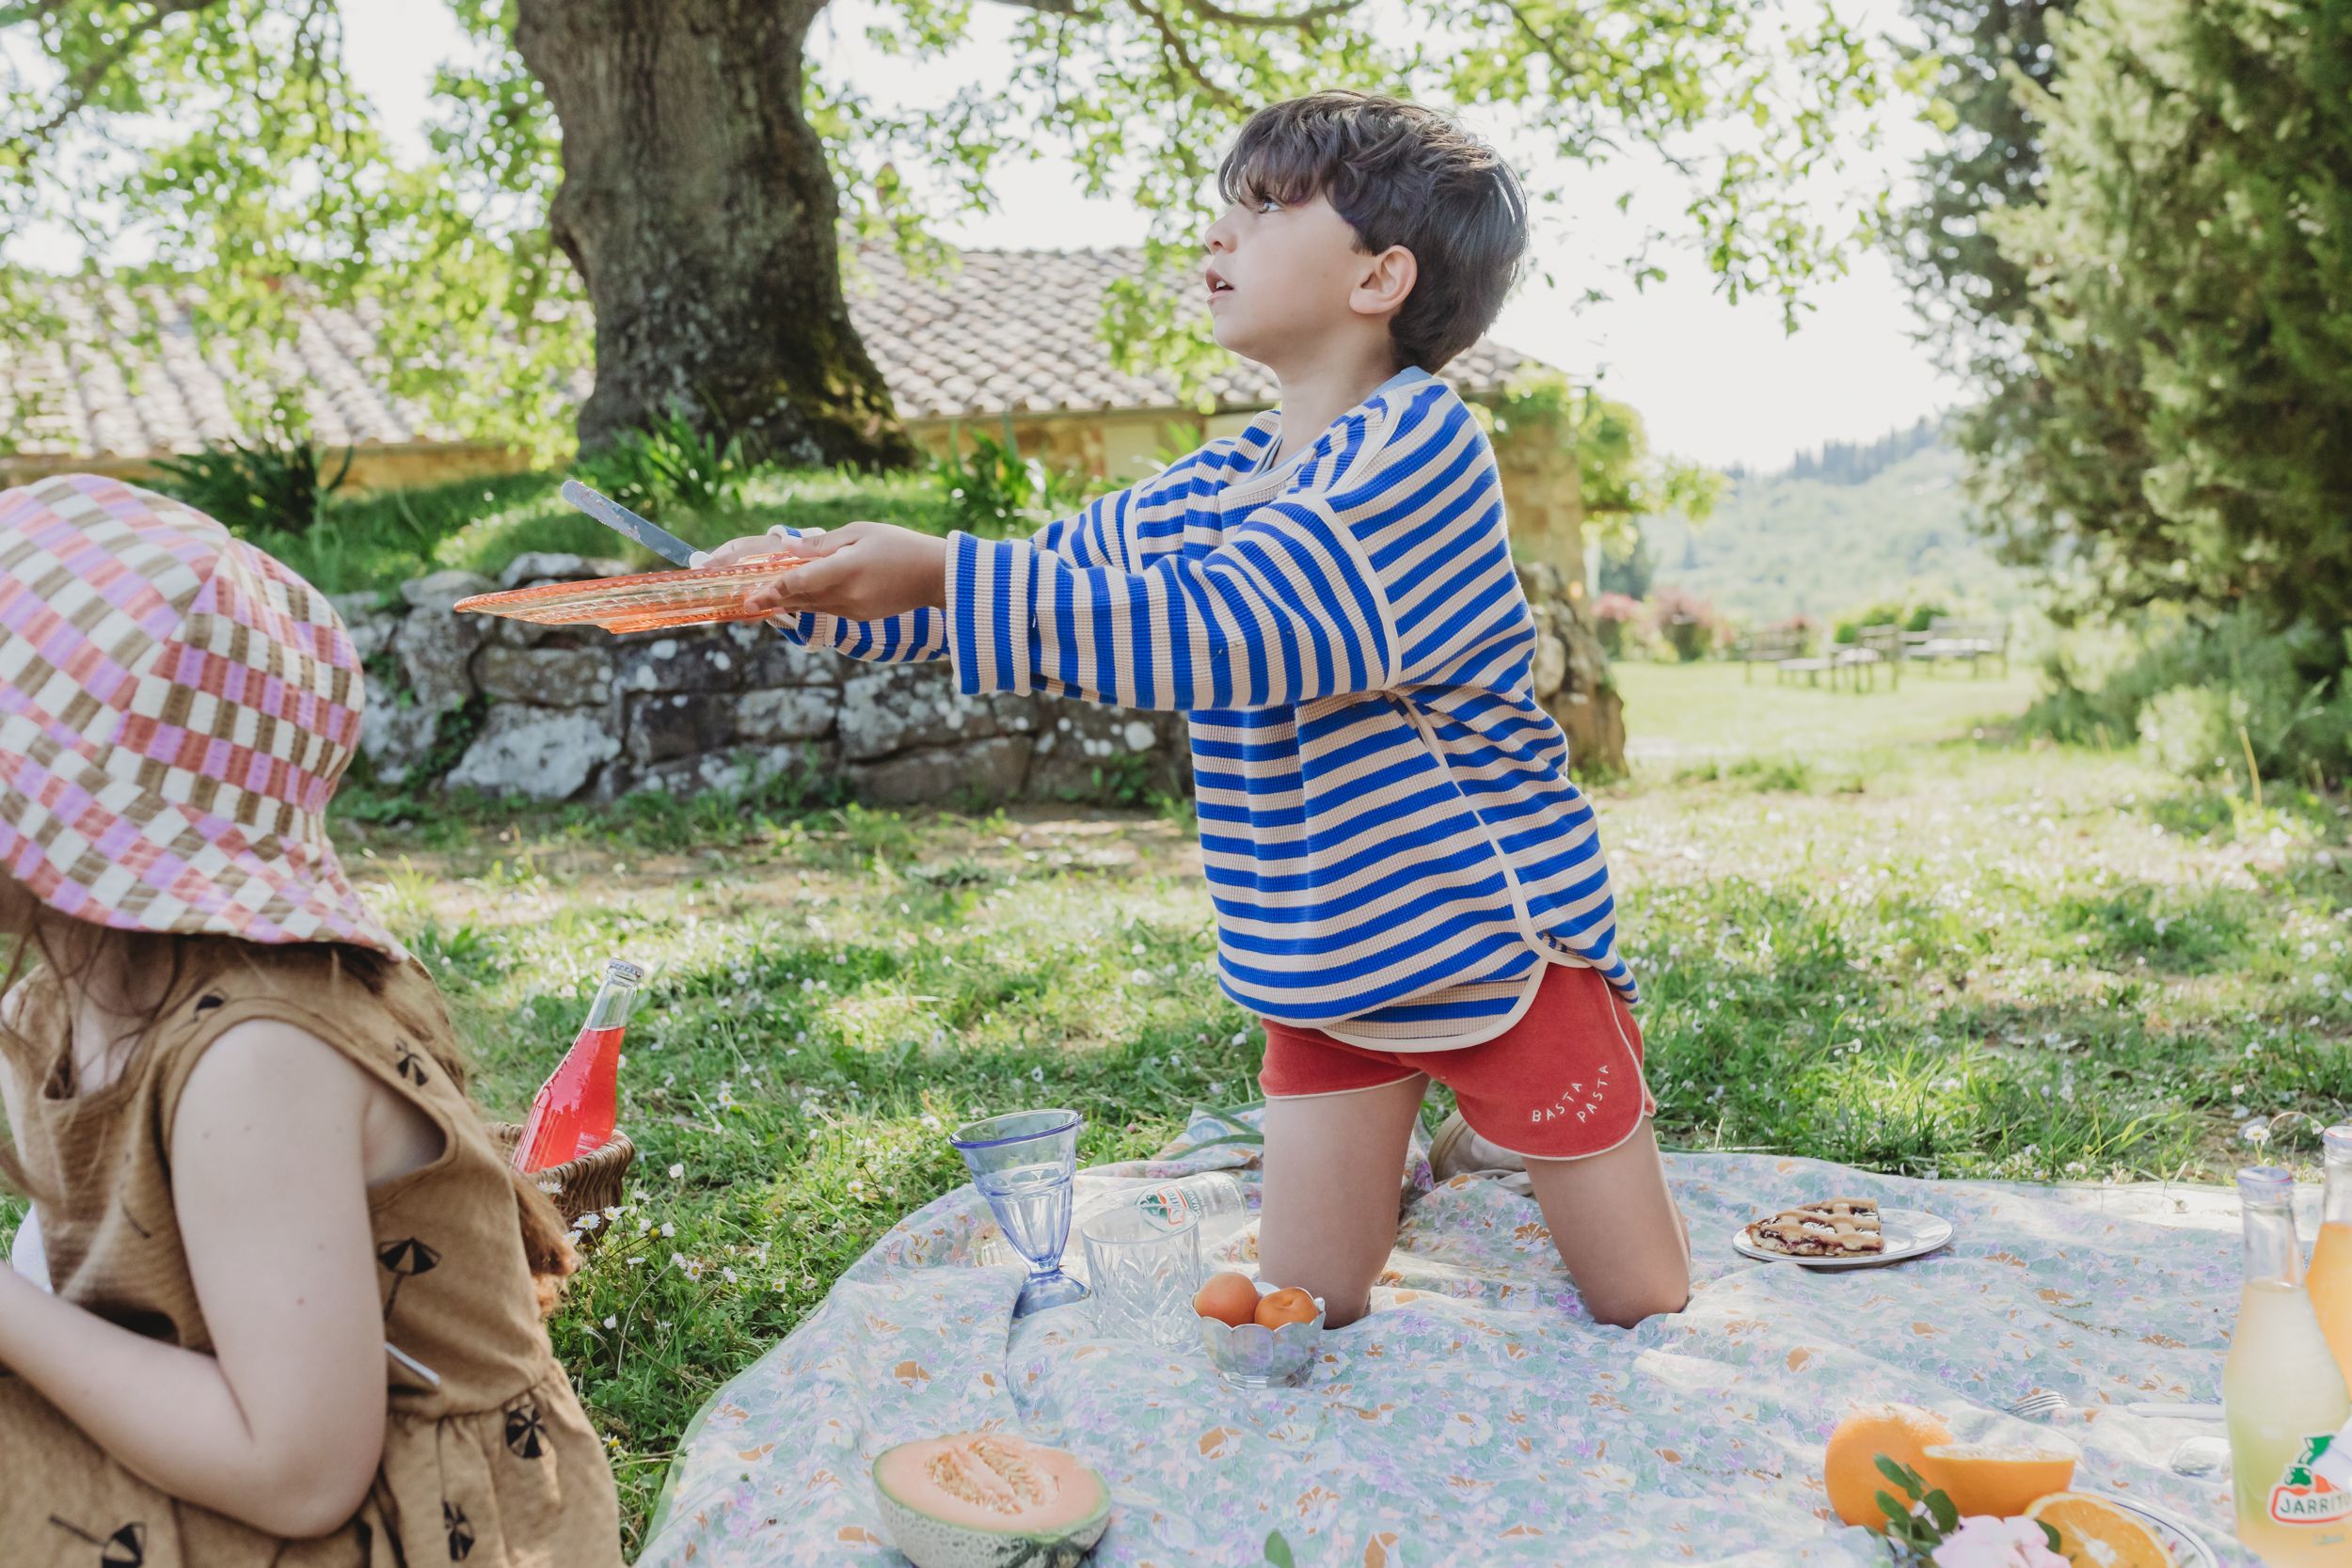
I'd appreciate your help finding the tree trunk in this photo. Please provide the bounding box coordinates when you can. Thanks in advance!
[513,0,915,468]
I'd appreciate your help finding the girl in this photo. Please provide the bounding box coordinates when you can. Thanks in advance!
[0,474,622,1566]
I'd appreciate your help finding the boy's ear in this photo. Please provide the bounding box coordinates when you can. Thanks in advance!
[1348,245,1417,322]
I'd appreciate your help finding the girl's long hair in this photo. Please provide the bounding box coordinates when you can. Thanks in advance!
[0,874,576,1314]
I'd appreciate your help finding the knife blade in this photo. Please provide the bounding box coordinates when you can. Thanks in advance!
[559,479,701,568]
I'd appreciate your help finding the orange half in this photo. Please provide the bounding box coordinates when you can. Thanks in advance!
[1822,1403,1954,1530]
[1917,1442,2079,1520]
[2024,1491,2175,1568]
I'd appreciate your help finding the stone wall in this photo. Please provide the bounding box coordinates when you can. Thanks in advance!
[344,552,1624,807]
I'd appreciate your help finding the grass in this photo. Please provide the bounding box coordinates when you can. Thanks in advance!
[5,661,2350,1552]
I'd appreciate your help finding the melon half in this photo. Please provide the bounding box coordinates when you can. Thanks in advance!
[873,1431,1113,1568]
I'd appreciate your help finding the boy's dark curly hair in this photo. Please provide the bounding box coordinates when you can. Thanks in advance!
[1218,90,1530,372]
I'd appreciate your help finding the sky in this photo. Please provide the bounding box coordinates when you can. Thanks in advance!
[43,0,1971,473]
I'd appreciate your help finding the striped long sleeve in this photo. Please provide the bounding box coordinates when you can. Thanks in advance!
[763,451,1216,665]
[943,495,1396,710]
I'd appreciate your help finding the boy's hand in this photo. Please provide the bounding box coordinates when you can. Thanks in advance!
[690,528,822,572]
[739,521,949,622]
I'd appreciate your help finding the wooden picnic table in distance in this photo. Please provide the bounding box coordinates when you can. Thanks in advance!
[1905,616,2010,676]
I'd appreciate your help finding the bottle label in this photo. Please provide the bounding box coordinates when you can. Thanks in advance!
[2315,1416,2352,1492]
[1135,1184,1200,1230]
[2268,1433,2352,1525]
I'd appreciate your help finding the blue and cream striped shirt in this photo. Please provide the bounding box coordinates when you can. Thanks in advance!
[776,368,1633,1047]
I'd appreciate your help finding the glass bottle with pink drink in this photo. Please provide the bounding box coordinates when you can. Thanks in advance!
[511,959,643,1174]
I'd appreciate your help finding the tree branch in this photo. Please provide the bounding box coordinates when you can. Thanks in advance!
[983,0,1360,27]
[1122,0,1239,108]
[1495,0,1584,89]
[1175,0,1361,29]
[9,0,221,152]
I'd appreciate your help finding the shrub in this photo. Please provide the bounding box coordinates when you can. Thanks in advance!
[2024,608,2350,789]
[930,430,1091,536]
[1593,592,1643,658]
[1647,586,1726,662]
[2138,687,2238,780]
[573,409,752,519]
[149,401,351,537]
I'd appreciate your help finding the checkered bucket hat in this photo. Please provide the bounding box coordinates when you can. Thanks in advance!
[0,473,403,957]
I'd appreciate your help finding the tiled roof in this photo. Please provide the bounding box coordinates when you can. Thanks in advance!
[848,246,1532,419]
[1,288,443,457]
[0,247,1535,458]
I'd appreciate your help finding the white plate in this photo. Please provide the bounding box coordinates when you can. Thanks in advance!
[1871,1492,2221,1568]
[1733,1207,1956,1270]
[2060,1493,2222,1568]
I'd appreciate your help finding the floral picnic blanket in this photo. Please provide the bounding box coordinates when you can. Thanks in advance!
[638,1108,2265,1567]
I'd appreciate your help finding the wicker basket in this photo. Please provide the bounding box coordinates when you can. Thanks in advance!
[490,1123,638,1230]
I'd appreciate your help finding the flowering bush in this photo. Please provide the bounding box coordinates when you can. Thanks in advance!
[1594,592,1645,658]
[1647,586,1727,662]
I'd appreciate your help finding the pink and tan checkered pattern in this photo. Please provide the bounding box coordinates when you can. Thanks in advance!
[0,472,403,956]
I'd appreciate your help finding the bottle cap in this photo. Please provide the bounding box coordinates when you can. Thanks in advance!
[2328,1125,2352,1158]
[605,958,646,986]
[2237,1165,2295,1198]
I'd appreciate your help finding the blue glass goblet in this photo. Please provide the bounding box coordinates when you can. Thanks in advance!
[952,1109,1089,1319]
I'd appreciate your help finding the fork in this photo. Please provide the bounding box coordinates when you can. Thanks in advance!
[2007,1390,2222,1422]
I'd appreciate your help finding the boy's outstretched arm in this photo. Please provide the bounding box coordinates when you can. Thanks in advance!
[696,467,1170,667]
[750,499,1404,713]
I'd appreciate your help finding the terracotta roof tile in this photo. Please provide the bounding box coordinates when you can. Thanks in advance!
[3,246,1534,458]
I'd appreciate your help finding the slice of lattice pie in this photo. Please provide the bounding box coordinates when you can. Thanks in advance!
[1749,1196,1884,1258]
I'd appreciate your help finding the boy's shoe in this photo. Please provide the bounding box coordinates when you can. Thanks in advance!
[1429,1110,1532,1194]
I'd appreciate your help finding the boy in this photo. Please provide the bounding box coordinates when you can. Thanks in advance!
[700,91,1690,1329]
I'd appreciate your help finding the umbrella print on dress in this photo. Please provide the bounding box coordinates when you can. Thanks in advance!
[393,1039,431,1086]
[377,1236,441,1322]
[444,1500,474,1561]
[46,1516,146,1566]
[503,1398,547,1460]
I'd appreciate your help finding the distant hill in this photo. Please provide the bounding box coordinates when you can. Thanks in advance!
[1729,415,1946,489]
[1637,442,2035,624]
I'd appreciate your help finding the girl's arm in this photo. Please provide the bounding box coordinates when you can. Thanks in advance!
[1,996,51,1289]
[0,1020,388,1537]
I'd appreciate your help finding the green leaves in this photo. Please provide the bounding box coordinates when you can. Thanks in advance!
[1263,1528,1295,1567]
[1919,0,2352,648]
[927,429,1091,537]
[3,0,1897,454]
[149,397,352,538]
[1871,1456,1962,1559]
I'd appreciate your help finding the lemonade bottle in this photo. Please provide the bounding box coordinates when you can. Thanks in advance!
[2305,1125,2352,1385]
[2224,1166,2352,1565]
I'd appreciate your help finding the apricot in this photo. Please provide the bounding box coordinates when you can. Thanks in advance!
[1193,1271,1259,1327]
[1253,1286,1318,1329]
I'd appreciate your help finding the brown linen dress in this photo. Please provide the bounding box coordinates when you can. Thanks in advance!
[0,942,622,1567]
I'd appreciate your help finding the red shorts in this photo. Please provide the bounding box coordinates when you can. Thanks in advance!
[1258,963,1656,1161]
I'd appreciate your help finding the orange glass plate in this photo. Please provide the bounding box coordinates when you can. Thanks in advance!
[452,553,805,635]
